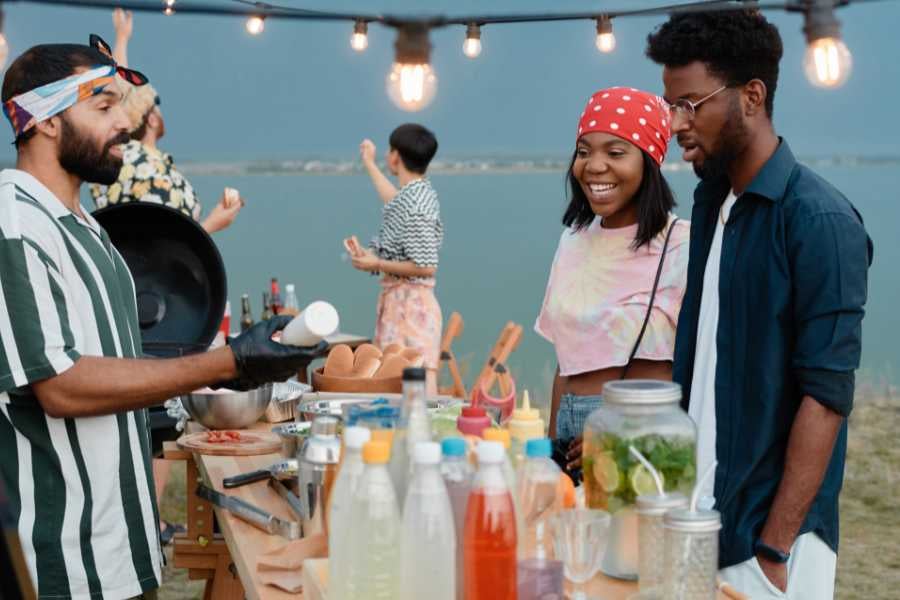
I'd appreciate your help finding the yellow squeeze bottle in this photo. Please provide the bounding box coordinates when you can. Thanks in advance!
[507,390,545,468]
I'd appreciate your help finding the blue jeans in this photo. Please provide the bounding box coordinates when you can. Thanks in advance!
[555,393,603,441]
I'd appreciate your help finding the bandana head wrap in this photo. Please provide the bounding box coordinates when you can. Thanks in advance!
[576,87,672,166]
[2,34,149,140]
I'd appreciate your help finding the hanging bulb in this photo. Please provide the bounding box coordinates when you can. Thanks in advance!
[386,24,437,111]
[595,16,616,53]
[246,16,265,36]
[163,0,175,15]
[351,19,368,52]
[802,1,852,88]
[463,23,482,59]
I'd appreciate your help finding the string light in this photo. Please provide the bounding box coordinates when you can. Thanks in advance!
[0,6,9,70]
[351,19,368,52]
[463,23,482,59]
[802,0,852,88]
[162,0,174,16]
[386,24,437,111]
[595,16,616,53]
[246,15,265,35]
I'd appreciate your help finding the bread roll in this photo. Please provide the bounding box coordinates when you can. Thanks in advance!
[323,344,354,377]
[374,354,409,379]
[351,356,381,378]
[353,344,382,368]
[382,343,403,357]
[401,348,424,366]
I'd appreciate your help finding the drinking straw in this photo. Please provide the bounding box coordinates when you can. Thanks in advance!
[690,460,718,513]
[628,445,665,496]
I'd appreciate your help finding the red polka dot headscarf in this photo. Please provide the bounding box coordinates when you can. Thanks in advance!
[577,87,672,166]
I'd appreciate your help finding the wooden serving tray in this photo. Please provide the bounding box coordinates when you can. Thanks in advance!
[176,431,282,456]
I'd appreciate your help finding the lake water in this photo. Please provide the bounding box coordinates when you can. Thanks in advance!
[178,161,898,404]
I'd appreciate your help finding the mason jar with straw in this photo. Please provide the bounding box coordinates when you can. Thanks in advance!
[662,460,721,600]
[629,445,688,599]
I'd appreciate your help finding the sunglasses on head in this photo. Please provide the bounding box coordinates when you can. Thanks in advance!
[89,33,150,86]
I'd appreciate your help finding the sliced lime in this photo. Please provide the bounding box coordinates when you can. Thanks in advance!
[592,452,620,493]
[629,464,664,496]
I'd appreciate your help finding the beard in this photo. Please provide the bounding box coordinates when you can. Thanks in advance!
[58,116,130,185]
[694,97,749,181]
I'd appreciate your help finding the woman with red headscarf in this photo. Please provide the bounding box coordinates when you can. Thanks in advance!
[534,87,690,475]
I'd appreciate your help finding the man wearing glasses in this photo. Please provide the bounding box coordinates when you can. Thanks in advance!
[647,10,871,599]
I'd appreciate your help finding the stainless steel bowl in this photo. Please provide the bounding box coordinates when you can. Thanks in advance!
[182,384,273,429]
[271,421,312,457]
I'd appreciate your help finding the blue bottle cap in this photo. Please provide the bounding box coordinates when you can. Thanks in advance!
[525,438,553,458]
[442,437,467,457]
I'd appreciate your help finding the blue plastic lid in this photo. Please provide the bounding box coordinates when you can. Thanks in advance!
[526,438,553,458]
[442,437,467,457]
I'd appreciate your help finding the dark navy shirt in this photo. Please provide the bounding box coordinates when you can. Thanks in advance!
[673,140,873,568]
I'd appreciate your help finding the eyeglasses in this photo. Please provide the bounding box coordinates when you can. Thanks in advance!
[89,34,150,87]
[668,85,727,122]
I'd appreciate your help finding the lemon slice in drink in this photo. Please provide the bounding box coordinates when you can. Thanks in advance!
[629,464,664,496]
[592,452,620,493]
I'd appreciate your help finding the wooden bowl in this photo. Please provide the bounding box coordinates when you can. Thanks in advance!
[311,367,403,394]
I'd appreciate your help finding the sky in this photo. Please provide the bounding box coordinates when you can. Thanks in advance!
[2,0,900,163]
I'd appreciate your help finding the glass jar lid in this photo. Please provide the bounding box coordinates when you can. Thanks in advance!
[602,379,682,405]
[663,508,722,533]
[636,492,689,516]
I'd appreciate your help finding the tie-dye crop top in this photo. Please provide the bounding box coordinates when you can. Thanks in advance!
[535,215,690,377]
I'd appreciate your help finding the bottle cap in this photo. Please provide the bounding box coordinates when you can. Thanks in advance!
[413,442,441,465]
[482,427,511,449]
[402,367,427,382]
[441,437,467,457]
[663,508,722,533]
[343,426,371,450]
[525,438,552,458]
[477,441,505,464]
[461,406,487,418]
[362,440,390,464]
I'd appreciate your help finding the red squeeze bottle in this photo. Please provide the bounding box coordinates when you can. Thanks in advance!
[464,441,518,600]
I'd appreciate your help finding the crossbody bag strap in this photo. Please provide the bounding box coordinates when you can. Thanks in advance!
[621,217,680,380]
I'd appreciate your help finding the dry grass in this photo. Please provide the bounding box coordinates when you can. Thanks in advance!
[156,391,900,600]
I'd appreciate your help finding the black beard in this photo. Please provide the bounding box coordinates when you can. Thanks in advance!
[694,98,748,182]
[58,117,130,185]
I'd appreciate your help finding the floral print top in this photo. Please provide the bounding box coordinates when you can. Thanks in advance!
[89,140,201,221]
[535,215,690,376]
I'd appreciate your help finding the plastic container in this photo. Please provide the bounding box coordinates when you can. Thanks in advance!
[441,437,473,600]
[516,438,565,600]
[399,442,456,600]
[389,368,432,511]
[635,492,689,597]
[464,441,518,600]
[581,380,696,579]
[457,405,491,437]
[328,427,371,600]
[507,390,544,468]
[662,508,721,600]
[342,440,401,600]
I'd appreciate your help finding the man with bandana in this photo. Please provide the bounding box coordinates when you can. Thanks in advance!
[0,39,322,599]
[647,10,872,599]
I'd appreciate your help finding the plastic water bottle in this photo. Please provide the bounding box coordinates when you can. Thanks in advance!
[327,426,371,600]
[343,440,400,600]
[399,442,456,600]
[516,438,565,600]
[390,367,432,510]
[464,441,518,600]
[441,437,473,600]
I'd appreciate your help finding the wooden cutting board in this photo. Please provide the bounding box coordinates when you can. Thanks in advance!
[177,431,282,456]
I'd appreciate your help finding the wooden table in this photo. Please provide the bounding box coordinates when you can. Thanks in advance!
[166,421,738,600]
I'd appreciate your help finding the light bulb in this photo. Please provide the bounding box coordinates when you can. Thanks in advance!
[595,32,616,53]
[163,7,174,16]
[351,20,368,52]
[595,16,615,53]
[246,16,265,36]
[351,32,368,51]
[463,37,482,58]
[386,63,437,112]
[463,23,482,59]
[0,34,8,71]
[804,37,852,88]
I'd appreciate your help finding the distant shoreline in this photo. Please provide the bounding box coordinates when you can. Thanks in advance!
[4,154,898,176]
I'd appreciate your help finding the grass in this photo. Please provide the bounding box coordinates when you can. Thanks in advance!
[156,389,900,599]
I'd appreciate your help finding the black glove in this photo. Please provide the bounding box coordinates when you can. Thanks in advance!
[220,316,328,391]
